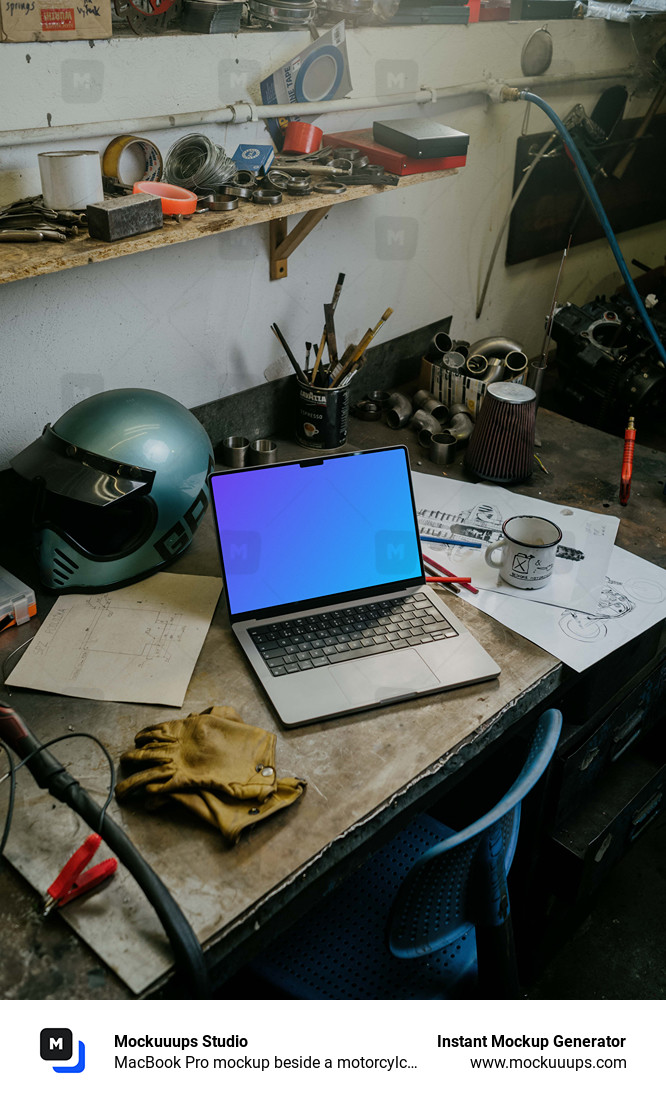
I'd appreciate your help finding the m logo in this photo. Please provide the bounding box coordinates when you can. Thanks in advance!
[40,1029,86,1074]
[375,60,419,95]
[376,530,412,574]
[375,217,419,261]
[61,60,104,104]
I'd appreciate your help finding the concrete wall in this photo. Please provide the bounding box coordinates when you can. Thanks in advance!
[1,20,664,466]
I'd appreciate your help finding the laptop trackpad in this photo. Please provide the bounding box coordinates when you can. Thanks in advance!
[330,649,439,706]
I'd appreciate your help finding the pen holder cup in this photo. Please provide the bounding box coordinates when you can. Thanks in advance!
[295,379,349,450]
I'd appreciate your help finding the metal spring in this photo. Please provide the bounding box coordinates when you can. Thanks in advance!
[164,134,235,193]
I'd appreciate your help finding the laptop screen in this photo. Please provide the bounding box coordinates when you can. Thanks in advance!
[210,446,424,619]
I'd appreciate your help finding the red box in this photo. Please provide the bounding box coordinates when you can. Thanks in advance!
[322,129,467,177]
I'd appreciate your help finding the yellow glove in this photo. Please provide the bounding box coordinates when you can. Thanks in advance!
[171,777,306,845]
[115,705,278,802]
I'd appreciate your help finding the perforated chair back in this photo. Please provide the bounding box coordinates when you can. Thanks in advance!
[251,709,562,999]
[389,708,562,959]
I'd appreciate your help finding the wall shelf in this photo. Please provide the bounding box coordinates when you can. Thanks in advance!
[0,170,455,286]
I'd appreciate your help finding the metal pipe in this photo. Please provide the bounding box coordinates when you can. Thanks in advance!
[0,67,638,147]
[411,407,443,444]
[386,391,413,429]
[412,389,449,422]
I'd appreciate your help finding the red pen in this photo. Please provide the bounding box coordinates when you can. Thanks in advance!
[619,416,636,506]
[422,552,479,595]
[426,576,472,584]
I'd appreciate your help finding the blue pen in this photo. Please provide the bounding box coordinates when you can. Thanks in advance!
[420,535,482,549]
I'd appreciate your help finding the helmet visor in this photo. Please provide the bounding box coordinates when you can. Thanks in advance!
[12,425,155,506]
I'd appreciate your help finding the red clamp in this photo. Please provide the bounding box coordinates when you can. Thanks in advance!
[44,833,117,915]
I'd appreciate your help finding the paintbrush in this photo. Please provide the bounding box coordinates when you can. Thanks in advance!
[271,323,309,385]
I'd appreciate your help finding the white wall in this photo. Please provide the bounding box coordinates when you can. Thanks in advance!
[1,21,664,466]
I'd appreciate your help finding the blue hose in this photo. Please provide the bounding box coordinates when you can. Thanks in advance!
[520,89,666,367]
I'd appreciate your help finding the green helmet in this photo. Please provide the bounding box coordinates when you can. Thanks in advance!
[12,388,214,592]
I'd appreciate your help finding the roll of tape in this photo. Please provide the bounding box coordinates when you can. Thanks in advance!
[133,181,197,215]
[102,135,163,186]
[38,151,104,211]
[282,121,322,155]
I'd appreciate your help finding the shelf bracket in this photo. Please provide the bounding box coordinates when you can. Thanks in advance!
[269,206,331,280]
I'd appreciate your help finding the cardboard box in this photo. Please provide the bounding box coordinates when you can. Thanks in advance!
[420,357,488,418]
[0,0,112,42]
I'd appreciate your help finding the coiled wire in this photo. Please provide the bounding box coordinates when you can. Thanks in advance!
[164,133,235,193]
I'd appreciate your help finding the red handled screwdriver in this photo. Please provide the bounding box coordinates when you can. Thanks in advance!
[619,416,636,506]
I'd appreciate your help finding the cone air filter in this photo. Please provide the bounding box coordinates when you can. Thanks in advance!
[464,381,536,484]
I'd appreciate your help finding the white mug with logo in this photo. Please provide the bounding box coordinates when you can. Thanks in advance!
[485,515,562,590]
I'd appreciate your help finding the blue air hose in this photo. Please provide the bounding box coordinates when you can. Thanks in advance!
[519,89,666,367]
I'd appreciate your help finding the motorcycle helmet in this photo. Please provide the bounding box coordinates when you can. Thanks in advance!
[11,388,214,592]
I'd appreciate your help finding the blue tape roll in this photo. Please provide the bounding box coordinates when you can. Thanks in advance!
[294,46,344,102]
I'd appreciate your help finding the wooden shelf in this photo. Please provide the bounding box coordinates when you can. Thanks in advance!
[0,169,455,285]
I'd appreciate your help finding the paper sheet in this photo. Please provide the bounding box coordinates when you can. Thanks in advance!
[457,545,666,672]
[412,471,619,614]
[6,572,222,707]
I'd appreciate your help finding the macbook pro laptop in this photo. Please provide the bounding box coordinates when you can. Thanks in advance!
[209,446,500,726]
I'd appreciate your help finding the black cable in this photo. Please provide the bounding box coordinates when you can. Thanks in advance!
[0,706,210,996]
[0,742,16,858]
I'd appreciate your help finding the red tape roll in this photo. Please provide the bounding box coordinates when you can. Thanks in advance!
[282,121,323,155]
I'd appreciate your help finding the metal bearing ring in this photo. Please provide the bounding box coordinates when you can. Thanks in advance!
[207,195,239,211]
[266,169,292,191]
[314,181,347,195]
[252,188,283,205]
[283,175,311,191]
[221,184,254,200]
[234,170,256,188]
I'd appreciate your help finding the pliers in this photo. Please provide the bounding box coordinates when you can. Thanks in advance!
[44,833,117,915]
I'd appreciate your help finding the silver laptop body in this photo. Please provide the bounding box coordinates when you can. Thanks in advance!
[209,446,500,726]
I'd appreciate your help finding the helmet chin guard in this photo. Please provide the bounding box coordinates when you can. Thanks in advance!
[12,388,214,593]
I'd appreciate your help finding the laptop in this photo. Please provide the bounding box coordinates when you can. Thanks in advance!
[209,446,500,726]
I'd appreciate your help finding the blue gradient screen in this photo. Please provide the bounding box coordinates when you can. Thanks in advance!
[211,448,423,617]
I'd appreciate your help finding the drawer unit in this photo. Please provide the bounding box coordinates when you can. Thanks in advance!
[550,653,666,828]
[549,750,666,904]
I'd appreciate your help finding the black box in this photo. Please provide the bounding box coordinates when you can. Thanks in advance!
[372,118,470,159]
[87,193,163,242]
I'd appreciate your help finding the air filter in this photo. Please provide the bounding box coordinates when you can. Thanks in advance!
[464,381,536,484]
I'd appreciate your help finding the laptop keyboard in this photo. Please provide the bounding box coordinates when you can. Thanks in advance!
[248,593,459,677]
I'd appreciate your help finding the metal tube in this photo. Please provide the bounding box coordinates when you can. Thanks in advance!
[386,391,413,429]
[0,68,637,147]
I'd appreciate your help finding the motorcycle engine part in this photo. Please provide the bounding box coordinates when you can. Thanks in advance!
[252,188,283,205]
[133,180,197,215]
[551,293,666,433]
[87,193,163,242]
[113,0,181,34]
[314,182,347,195]
[102,135,163,187]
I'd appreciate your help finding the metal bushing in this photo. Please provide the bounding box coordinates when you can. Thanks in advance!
[234,170,256,188]
[429,431,457,467]
[314,181,346,195]
[252,188,283,205]
[220,184,254,200]
[207,195,239,211]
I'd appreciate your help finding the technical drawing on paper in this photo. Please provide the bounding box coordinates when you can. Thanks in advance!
[558,574,666,643]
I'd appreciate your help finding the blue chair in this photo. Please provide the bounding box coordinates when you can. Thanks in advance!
[253,709,562,999]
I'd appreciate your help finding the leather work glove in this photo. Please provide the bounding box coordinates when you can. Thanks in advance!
[115,705,281,802]
[115,706,306,844]
[170,779,306,845]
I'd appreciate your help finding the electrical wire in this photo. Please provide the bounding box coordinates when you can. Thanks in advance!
[0,731,115,856]
[519,89,666,367]
[476,132,557,319]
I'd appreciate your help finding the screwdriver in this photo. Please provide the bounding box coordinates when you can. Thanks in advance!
[619,416,636,506]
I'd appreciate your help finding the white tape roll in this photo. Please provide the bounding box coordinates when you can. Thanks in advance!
[38,150,104,211]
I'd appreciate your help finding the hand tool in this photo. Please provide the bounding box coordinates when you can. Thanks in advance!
[0,229,68,242]
[619,416,636,506]
[44,832,117,914]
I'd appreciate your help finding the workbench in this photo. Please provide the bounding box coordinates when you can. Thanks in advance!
[1,404,664,999]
